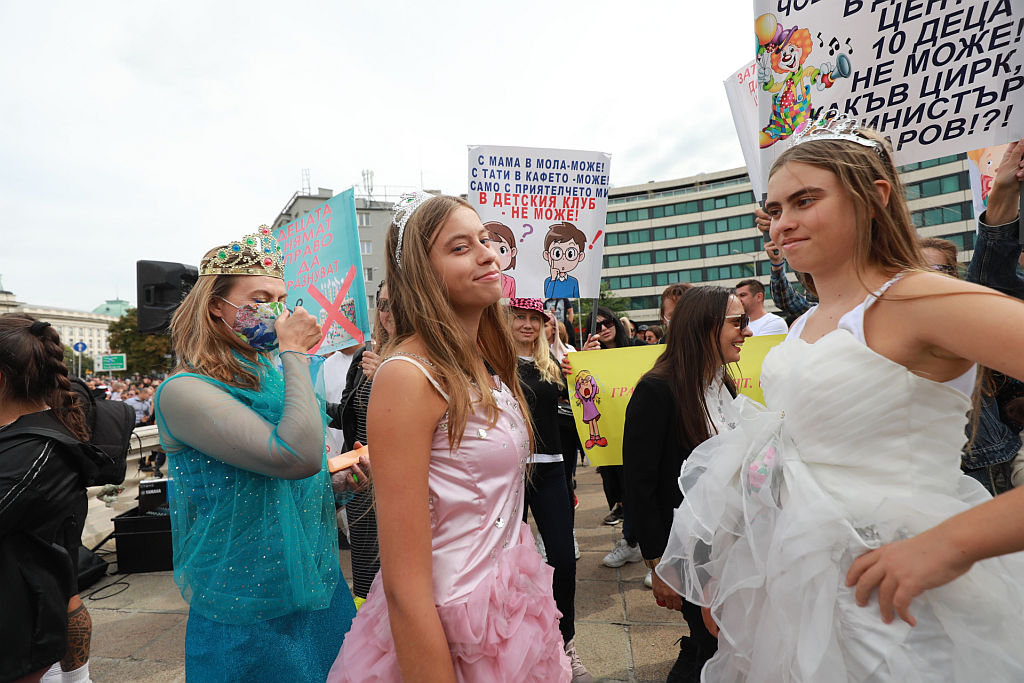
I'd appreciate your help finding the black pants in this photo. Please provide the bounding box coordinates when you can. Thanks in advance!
[346,488,379,600]
[557,415,580,509]
[523,461,576,644]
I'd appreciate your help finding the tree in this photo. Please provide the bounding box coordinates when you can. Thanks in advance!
[576,281,630,330]
[62,344,94,377]
[107,308,173,376]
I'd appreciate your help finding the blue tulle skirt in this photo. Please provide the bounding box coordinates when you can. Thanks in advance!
[184,579,356,682]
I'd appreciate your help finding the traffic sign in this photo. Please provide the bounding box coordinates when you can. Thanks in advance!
[72,342,87,353]
[98,354,127,372]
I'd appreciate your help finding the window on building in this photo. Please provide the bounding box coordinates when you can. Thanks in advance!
[358,212,370,227]
[364,267,373,282]
[360,240,372,255]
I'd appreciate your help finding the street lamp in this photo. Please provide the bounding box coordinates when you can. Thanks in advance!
[732,249,758,277]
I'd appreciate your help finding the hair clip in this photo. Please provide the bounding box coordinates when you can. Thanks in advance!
[392,191,435,268]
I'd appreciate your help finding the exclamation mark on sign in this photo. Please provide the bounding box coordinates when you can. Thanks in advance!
[589,230,603,249]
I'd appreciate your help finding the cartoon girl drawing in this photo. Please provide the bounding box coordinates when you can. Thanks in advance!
[574,370,606,449]
[484,221,517,298]
[755,15,850,148]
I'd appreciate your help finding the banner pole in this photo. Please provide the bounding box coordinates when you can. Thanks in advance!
[1018,180,1023,247]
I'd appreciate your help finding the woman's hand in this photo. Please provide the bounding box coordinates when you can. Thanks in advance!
[582,334,601,351]
[701,606,720,638]
[765,240,783,266]
[276,306,322,353]
[361,350,382,379]
[329,441,371,493]
[651,569,683,611]
[845,531,974,626]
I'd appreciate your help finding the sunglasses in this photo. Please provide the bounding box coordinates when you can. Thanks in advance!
[377,298,390,313]
[596,319,616,331]
[725,313,750,330]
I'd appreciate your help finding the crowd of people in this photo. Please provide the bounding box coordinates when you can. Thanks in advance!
[4,120,1024,683]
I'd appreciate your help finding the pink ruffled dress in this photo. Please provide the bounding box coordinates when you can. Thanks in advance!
[328,355,570,682]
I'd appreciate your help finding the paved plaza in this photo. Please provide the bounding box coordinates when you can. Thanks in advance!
[81,465,691,682]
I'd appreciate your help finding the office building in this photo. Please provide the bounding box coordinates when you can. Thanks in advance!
[601,153,974,321]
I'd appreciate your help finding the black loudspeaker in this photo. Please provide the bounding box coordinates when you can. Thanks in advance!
[136,261,198,334]
[77,545,109,590]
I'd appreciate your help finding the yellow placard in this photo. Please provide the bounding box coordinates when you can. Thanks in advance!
[728,334,786,405]
[567,334,786,467]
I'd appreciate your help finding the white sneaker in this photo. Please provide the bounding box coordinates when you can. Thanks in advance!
[564,638,594,683]
[602,538,642,568]
[644,569,653,588]
[573,529,580,560]
[535,533,547,562]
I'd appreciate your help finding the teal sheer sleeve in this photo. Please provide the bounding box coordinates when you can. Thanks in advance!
[158,352,327,479]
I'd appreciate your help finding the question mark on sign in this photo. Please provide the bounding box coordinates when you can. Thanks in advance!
[520,223,534,243]
[982,109,1001,132]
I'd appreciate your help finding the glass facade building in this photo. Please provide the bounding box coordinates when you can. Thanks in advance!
[601,154,975,321]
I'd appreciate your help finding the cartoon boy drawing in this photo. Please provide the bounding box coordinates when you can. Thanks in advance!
[755,14,850,148]
[484,221,517,298]
[574,370,606,449]
[543,222,586,298]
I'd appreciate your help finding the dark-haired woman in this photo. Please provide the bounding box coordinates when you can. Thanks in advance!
[0,314,102,683]
[622,287,750,682]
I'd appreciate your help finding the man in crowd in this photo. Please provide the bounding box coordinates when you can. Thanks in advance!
[734,279,788,335]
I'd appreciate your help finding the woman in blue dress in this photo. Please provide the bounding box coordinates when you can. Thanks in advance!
[155,226,355,682]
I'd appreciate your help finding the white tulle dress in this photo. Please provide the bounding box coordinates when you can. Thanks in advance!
[657,280,1024,682]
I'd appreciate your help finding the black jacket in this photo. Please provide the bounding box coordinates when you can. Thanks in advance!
[622,375,734,561]
[326,346,369,452]
[0,410,101,681]
[517,356,569,456]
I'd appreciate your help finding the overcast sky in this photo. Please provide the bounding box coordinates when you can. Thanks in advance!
[1,0,754,312]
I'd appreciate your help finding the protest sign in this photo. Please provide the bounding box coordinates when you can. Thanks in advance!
[468,145,612,299]
[275,188,370,354]
[567,335,785,466]
[967,142,1013,219]
[725,60,767,199]
[753,0,1023,189]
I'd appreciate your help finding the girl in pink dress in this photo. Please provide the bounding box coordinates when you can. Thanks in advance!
[329,192,570,682]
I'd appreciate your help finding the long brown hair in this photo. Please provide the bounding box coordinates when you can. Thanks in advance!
[384,195,530,450]
[645,287,737,448]
[168,272,261,389]
[769,128,928,296]
[0,313,89,440]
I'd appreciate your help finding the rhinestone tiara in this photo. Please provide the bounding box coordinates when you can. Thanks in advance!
[790,111,884,154]
[392,191,435,268]
[199,225,285,278]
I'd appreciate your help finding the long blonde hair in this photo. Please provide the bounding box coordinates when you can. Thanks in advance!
[169,272,262,389]
[769,127,928,295]
[523,311,564,388]
[384,195,530,450]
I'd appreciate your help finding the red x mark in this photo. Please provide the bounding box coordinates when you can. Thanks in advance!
[306,265,365,353]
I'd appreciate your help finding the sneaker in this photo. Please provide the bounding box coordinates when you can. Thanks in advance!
[573,530,580,560]
[666,636,716,683]
[602,503,623,526]
[564,638,594,683]
[535,533,547,562]
[603,538,642,568]
[644,569,653,588]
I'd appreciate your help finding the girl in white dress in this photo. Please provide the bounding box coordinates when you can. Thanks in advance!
[656,117,1024,682]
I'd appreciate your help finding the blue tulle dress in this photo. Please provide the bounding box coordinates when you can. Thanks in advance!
[156,352,355,682]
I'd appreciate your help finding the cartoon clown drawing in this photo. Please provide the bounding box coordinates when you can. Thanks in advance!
[755,13,852,148]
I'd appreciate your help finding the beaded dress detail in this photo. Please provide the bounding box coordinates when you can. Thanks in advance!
[330,354,571,681]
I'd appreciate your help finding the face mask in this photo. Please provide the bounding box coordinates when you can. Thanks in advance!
[219,298,285,351]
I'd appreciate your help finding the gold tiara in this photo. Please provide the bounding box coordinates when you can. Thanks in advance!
[199,225,285,278]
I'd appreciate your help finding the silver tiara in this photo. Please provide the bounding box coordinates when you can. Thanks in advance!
[392,191,435,268]
[790,111,883,154]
